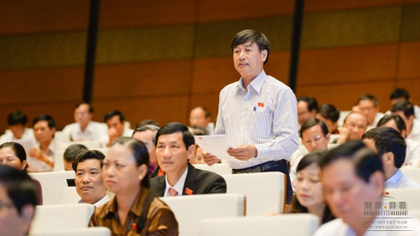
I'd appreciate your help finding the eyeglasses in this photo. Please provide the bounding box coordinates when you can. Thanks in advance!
[303,135,324,145]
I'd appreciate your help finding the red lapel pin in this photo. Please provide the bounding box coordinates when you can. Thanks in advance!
[258,102,264,107]
[186,188,193,195]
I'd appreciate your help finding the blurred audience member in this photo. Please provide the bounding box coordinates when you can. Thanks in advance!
[63,144,88,171]
[189,106,214,135]
[297,96,318,126]
[62,102,107,141]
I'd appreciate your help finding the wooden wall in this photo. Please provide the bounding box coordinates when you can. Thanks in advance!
[1,0,420,131]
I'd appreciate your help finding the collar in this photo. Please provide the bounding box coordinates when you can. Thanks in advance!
[164,165,189,197]
[102,188,149,219]
[386,169,402,185]
[238,70,266,94]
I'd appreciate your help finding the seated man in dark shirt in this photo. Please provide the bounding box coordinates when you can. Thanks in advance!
[151,122,226,196]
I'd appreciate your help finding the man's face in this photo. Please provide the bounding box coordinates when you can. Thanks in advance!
[156,132,193,176]
[343,113,368,140]
[75,159,106,204]
[189,108,210,129]
[392,111,413,130]
[132,130,157,166]
[74,104,92,129]
[0,147,26,170]
[233,42,267,80]
[106,115,125,137]
[0,183,31,236]
[298,101,316,125]
[358,100,378,125]
[301,125,329,152]
[322,159,379,229]
[33,121,55,144]
[315,114,337,134]
[9,124,25,140]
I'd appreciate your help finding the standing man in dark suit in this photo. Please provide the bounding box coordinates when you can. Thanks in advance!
[150,122,226,196]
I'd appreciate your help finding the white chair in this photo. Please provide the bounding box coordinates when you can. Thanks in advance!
[29,227,111,236]
[161,193,245,236]
[222,172,285,216]
[61,187,81,204]
[29,171,75,205]
[384,188,420,212]
[54,150,65,171]
[199,214,319,236]
[400,167,420,184]
[30,204,94,234]
[193,163,232,175]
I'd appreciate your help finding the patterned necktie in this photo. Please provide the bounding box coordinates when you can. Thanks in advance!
[168,187,178,197]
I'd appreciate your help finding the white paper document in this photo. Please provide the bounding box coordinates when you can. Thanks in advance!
[194,134,240,162]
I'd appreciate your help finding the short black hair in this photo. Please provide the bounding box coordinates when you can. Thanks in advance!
[390,88,410,100]
[155,122,195,150]
[297,96,318,112]
[231,29,271,64]
[358,94,379,107]
[188,125,209,135]
[391,101,415,119]
[7,111,28,126]
[362,127,406,168]
[75,102,93,113]
[104,110,125,123]
[72,150,105,172]
[299,118,329,138]
[377,114,406,133]
[317,104,340,122]
[320,140,384,183]
[0,142,27,163]
[32,114,56,129]
[136,119,160,128]
[110,137,150,188]
[64,144,88,163]
[0,165,38,214]
[132,125,160,143]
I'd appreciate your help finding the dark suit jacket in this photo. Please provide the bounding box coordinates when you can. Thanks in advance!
[150,163,227,196]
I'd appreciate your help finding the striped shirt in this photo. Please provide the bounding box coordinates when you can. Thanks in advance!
[214,70,299,169]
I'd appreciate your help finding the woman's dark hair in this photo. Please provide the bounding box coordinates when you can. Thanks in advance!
[0,142,27,170]
[0,165,38,214]
[290,150,335,224]
[110,137,150,188]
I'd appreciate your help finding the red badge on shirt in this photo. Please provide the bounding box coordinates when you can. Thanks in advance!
[186,188,193,195]
[384,191,389,196]
[158,169,165,177]
[132,223,137,230]
[258,102,264,107]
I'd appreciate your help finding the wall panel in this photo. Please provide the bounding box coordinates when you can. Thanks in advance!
[298,44,399,86]
[398,41,420,79]
[93,60,192,99]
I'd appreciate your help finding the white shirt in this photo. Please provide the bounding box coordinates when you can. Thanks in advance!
[408,119,420,143]
[62,121,107,141]
[0,128,35,144]
[27,139,59,172]
[314,217,420,236]
[78,194,110,207]
[367,112,385,131]
[385,169,420,189]
[206,122,215,135]
[405,139,420,167]
[214,70,299,169]
[100,128,134,147]
[289,146,308,191]
[164,166,188,197]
